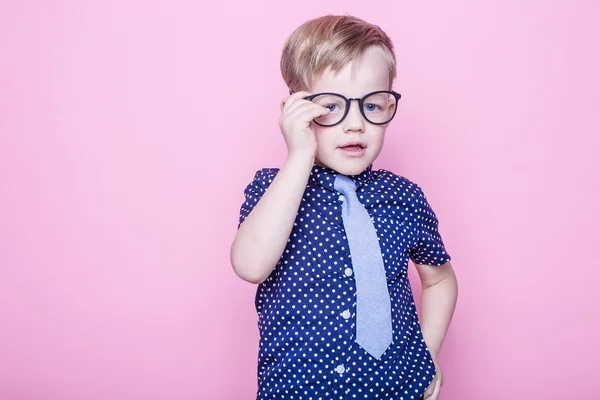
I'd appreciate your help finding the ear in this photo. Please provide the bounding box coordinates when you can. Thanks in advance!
[281,98,286,112]
[387,98,396,113]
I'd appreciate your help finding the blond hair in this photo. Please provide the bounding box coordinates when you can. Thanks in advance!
[281,15,397,92]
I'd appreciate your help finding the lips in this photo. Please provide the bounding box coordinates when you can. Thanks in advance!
[339,142,366,150]
[339,141,367,156]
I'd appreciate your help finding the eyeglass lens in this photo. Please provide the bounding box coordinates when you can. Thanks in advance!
[310,92,398,126]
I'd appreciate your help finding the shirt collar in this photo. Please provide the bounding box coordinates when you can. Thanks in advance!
[309,164,374,192]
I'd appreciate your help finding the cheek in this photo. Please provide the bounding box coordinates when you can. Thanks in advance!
[313,127,335,147]
[371,129,387,143]
[369,131,387,152]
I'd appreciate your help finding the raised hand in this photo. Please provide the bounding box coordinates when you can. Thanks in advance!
[279,91,330,159]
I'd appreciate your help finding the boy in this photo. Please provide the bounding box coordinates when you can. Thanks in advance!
[231,15,458,400]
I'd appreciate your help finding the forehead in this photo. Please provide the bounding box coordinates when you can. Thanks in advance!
[309,46,390,96]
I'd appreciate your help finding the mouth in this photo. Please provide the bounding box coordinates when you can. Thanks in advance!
[338,142,367,156]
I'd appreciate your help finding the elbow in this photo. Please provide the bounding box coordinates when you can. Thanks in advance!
[230,242,269,285]
[233,263,268,285]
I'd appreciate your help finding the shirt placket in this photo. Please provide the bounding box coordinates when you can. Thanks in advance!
[331,211,359,399]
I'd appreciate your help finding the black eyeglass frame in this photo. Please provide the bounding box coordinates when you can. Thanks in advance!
[290,90,402,127]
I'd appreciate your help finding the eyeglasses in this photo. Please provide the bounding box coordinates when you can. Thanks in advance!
[290,90,401,127]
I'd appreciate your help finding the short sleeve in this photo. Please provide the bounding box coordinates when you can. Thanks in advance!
[237,168,279,229]
[409,185,452,266]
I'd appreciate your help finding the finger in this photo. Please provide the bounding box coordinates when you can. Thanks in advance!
[285,101,328,119]
[422,378,436,399]
[430,374,443,400]
[283,100,316,120]
[288,103,330,124]
[281,97,313,117]
[281,91,311,113]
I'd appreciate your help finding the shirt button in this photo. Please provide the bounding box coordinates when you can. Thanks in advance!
[341,310,351,319]
[335,364,345,374]
[344,268,353,277]
[338,195,344,201]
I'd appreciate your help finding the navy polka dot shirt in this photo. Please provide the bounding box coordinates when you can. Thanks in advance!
[237,164,451,400]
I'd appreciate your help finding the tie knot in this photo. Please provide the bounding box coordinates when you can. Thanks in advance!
[334,174,357,195]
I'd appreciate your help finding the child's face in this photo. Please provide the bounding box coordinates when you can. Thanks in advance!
[308,46,393,176]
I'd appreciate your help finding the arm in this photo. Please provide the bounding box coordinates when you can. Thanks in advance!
[230,153,314,284]
[414,260,458,359]
[230,91,329,284]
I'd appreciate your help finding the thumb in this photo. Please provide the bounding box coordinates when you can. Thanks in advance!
[422,378,436,399]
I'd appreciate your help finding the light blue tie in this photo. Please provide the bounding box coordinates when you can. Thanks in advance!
[334,174,393,360]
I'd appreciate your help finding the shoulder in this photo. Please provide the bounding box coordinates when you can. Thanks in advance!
[371,169,438,219]
[371,168,424,196]
[250,168,280,188]
[241,168,280,202]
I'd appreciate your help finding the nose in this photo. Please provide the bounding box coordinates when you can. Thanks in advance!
[342,99,365,133]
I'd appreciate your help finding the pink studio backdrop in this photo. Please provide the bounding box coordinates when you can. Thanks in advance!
[1,1,599,399]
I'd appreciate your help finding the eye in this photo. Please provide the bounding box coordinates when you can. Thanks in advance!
[364,103,381,112]
[324,103,341,112]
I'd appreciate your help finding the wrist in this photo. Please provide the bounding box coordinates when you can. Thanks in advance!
[286,150,315,167]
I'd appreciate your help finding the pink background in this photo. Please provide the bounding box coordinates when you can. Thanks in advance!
[1,1,599,399]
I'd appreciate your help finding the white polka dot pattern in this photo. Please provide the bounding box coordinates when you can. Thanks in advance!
[237,164,451,400]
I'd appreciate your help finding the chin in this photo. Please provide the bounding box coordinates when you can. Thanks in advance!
[317,158,371,176]
[337,164,370,176]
